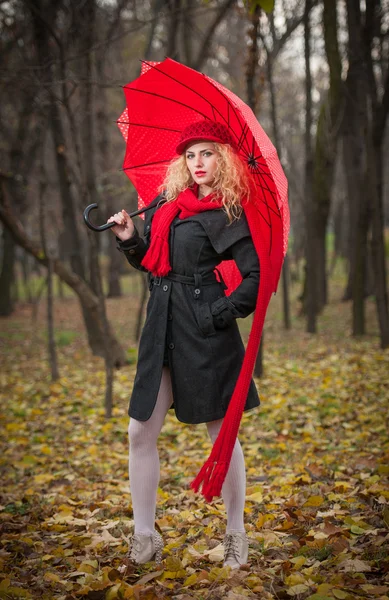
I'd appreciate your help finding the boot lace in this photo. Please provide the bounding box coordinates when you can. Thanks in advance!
[224,533,240,561]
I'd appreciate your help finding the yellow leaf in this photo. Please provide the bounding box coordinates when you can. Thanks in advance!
[33,473,55,484]
[332,590,348,599]
[44,572,60,582]
[246,491,263,503]
[303,496,324,507]
[316,583,333,594]
[162,556,186,579]
[106,584,121,600]
[255,513,265,528]
[204,543,224,562]
[184,573,198,587]
[0,579,10,591]
[163,570,187,579]
[6,423,20,431]
[78,560,98,573]
[209,566,230,581]
[290,556,306,568]
[333,481,352,491]
[3,587,32,599]
[350,525,366,534]
[285,573,306,586]
[287,584,310,596]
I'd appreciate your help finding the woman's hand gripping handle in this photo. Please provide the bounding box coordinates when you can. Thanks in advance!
[107,210,135,242]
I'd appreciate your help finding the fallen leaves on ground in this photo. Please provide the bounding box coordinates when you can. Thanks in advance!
[0,289,388,599]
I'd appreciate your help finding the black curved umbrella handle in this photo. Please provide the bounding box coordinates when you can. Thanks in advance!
[83,203,156,232]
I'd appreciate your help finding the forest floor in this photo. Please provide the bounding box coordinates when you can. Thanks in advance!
[1,268,389,600]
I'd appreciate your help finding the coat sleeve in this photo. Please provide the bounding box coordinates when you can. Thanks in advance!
[210,230,260,330]
[115,195,164,272]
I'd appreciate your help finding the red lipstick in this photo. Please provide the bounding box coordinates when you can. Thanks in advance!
[195,171,206,175]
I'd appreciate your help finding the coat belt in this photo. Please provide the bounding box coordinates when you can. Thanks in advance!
[148,270,225,294]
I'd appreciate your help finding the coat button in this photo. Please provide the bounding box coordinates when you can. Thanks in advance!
[168,342,175,350]
[194,288,200,295]
[128,249,136,255]
[167,313,173,320]
[163,284,169,291]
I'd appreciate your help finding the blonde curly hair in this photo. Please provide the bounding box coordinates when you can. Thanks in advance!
[159,143,253,223]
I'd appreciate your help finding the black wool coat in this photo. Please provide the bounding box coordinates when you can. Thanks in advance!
[117,196,260,424]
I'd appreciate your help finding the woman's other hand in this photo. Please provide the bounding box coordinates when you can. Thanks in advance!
[107,210,135,241]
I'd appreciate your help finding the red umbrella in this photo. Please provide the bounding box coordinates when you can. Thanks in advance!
[117,58,289,500]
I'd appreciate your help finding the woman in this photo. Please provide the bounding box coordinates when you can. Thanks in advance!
[108,120,260,569]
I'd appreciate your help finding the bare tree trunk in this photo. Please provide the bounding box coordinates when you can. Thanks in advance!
[58,276,64,299]
[344,0,369,336]
[266,42,290,330]
[303,0,317,333]
[29,0,111,359]
[78,0,115,413]
[39,156,59,381]
[144,0,167,59]
[0,90,40,315]
[193,0,237,71]
[89,231,114,417]
[368,130,389,347]
[305,0,343,329]
[0,179,127,367]
[246,6,260,115]
[0,228,15,315]
[366,0,389,348]
[20,252,32,304]
[181,0,194,65]
[166,0,181,59]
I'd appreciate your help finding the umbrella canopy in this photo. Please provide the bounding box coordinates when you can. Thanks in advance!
[117,58,289,295]
[117,58,289,500]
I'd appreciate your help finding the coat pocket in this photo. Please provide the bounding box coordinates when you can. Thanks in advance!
[196,301,216,336]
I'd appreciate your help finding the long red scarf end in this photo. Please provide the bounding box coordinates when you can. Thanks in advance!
[141,236,171,275]
[190,460,228,502]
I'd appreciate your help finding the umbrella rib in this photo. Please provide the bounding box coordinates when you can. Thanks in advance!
[123,86,211,120]
[117,121,182,133]
[251,167,280,190]
[251,180,279,253]
[140,60,252,154]
[250,187,281,218]
[253,189,281,221]
[250,165,281,199]
[250,204,271,228]
[250,170,281,220]
[238,124,252,155]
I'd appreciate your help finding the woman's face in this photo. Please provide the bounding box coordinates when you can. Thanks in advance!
[185,142,219,188]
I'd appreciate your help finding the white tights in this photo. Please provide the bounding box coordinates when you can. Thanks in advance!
[128,367,246,534]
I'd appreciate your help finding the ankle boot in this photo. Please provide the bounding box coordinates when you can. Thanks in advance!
[129,531,164,564]
[223,531,249,569]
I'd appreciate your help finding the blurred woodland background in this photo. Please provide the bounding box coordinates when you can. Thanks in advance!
[1,3,389,597]
[0,0,388,410]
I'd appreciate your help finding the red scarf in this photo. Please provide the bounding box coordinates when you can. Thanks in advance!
[141,187,223,276]
[142,186,272,502]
